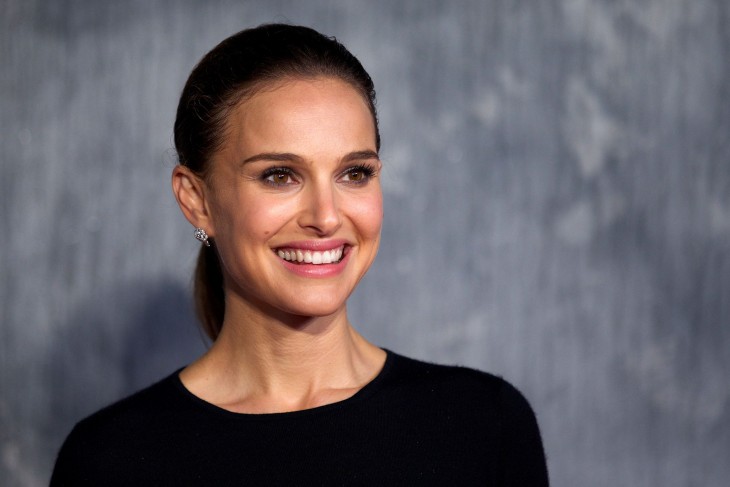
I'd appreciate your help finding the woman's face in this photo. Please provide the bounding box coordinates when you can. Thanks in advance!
[204,77,382,319]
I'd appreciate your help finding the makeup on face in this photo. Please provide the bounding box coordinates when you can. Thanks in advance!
[205,77,383,318]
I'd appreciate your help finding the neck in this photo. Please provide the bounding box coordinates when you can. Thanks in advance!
[180,294,385,413]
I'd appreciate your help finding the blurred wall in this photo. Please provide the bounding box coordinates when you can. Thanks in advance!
[1,1,729,485]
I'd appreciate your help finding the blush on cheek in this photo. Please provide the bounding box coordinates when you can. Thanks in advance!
[356,198,383,235]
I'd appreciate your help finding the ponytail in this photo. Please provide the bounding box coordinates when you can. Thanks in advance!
[193,244,225,340]
[175,24,379,339]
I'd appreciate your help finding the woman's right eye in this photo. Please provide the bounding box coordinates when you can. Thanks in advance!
[261,168,296,186]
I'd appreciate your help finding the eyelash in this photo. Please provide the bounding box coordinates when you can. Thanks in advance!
[260,167,296,186]
[259,164,377,187]
[341,164,376,184]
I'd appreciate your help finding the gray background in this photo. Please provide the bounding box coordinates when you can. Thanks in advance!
[2,0,729,485]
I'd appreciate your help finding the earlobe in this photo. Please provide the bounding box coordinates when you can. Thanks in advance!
[172,166,214,234]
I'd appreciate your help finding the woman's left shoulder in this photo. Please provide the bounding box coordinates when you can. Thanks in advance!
[385,351,538,414]
[369,351,549,485]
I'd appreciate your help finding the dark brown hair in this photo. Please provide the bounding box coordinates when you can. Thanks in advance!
[174,24,380,340]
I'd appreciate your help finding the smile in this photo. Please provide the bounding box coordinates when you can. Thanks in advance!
[276,246,345,265]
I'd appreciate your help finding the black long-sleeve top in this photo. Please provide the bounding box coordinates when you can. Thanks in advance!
[51,350,549,486]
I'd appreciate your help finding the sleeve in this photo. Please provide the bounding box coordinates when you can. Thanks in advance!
[497,380,550,486]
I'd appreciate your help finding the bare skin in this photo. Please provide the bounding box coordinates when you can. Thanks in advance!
[179,311,385,414]
[172,77,386,414]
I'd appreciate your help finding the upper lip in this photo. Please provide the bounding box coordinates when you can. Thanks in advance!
[273,239,350,251]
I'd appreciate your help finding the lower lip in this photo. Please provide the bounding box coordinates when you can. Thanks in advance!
[277,249,351,278]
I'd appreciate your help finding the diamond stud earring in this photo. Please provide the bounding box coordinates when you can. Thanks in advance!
[194,227,211,247]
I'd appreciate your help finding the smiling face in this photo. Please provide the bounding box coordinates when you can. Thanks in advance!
[198,77,382,320]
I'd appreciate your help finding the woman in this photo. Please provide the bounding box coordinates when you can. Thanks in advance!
[51,24,549,485]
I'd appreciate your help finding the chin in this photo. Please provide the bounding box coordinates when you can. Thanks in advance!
[269,292,348,320]
[279,301,346,320]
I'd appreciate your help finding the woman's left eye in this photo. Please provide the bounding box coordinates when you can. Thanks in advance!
[341,165,375,184]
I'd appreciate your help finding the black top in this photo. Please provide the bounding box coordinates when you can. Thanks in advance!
[51,351,549,486]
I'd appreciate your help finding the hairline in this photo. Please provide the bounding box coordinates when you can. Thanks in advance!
[196,73,379,184]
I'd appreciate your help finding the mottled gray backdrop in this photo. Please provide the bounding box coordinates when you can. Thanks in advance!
[1,0,729,485]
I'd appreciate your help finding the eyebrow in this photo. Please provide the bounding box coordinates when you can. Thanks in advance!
[241,150,379,165]
[343,150,380,163]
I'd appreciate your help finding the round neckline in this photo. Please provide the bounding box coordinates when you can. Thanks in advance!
[171,348,394,421]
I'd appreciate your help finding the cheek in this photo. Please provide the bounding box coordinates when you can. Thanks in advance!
[351,192,383,237]
[236,194,298,239]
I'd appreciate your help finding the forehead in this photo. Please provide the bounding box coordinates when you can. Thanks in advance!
[217,77,377,160]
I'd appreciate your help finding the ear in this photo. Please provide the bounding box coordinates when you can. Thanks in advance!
[172,166,215,236]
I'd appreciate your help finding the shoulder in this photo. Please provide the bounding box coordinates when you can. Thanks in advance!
[380,351,549,484]
[51,371,183,485]
[76,371,181,433]
[381,351,544,445]
[385,350,534,412]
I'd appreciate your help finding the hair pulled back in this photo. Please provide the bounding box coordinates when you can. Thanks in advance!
[174,24,380,341]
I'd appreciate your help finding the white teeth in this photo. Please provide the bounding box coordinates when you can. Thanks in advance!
[277,246,345,265]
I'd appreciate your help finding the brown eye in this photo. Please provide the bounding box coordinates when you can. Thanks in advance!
[348,170,364,182]
[341,165,375,184]
[271,172,291,184]
[261,167,296,186]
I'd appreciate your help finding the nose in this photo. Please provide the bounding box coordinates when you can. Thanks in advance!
[297,180,342,236]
